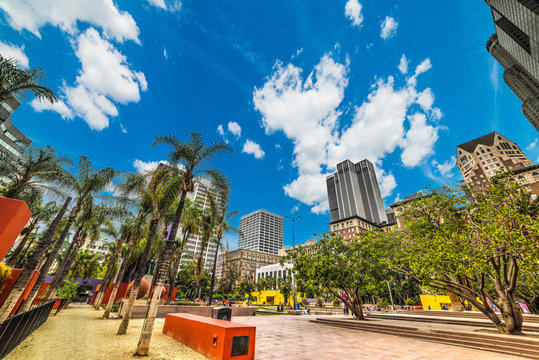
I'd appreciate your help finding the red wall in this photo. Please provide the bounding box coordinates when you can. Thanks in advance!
[0,269,40,315]
[0,197,31,260]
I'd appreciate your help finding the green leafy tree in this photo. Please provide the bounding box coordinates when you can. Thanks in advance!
[288,232,393,320]
[56,280,79,303]
[394,178,539,335]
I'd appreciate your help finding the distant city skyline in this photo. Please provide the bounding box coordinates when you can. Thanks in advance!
[1,1,538,250]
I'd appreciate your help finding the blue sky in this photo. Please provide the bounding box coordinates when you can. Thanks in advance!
[1,0,538,249]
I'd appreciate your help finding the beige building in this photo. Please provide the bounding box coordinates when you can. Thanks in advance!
[215,248,281,282]
[456,132,537,195]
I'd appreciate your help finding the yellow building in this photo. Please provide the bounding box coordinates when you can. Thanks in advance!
[419,294,452,310]
[242,290,304,305]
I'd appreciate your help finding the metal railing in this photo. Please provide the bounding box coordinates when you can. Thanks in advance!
[0,299,66,359]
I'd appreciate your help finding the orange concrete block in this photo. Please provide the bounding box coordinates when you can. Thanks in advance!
[10,270,40,316]
[0,197,32,260]
[163,313,255,360]
[0,268,22,307]
[36,282,51,299]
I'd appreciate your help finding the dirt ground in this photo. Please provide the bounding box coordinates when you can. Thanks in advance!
[5,304,205,360]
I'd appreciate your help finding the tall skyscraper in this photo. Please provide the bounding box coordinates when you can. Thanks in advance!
[456,131,538,196]
[326,159,388,225]
[0,98,30,158]
[485,0,539,130]
[179,177,224,269]
[238,209,283,255]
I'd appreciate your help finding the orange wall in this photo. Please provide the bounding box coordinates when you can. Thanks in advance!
[163,313,255,360]
[10,270,40,316]
[0,268,40,315]
[0,197,32,260]
[90,283,131,305]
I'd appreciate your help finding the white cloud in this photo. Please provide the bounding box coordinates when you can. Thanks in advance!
[400,113,439,167]
[254,53,441,213]
[133,159,169,173]
[217,124,225,136]
[120,123,128,133]
[431,156,456,178]
[31,98,74,119]
[490,58,500,92]
[345,0,363,27]
[37,28,147,130]
[407,58,432,87]
[0,41,29,68]
[398,54,408,75]
[163,47,168,60]
[380,16,398,39]
[526,138,537,151]
[228,121,242,138]
[291,204,299,213]
[147,0,182,12]
[242,140,265,159]
[0,0,139,43]
[275,144,281,149]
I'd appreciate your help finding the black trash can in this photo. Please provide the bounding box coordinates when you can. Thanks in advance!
[212,306,232,321]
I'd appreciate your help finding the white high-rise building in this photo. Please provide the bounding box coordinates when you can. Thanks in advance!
[179,177,224,269]
[238,209,283,255]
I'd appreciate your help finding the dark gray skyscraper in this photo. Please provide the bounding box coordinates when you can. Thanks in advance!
[485,0,539,131]
[326,159,388,225]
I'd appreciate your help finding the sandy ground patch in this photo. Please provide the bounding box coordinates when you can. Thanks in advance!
[5,304,205,360]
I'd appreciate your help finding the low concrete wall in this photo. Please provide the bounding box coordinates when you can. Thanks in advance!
[118,303,257,319]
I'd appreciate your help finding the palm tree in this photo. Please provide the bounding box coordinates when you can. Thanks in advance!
[38,157,117,301]
[69,250,102,280]
[0,55,57,104]
[165,198,200,304]
[208,205,239,305]
[135,132,231,355]
[194,203,218,299]
[116,169,180,335]
[102,218,144,319]
[0,146,72,200]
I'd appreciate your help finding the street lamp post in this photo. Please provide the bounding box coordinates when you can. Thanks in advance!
[285,215,300,309]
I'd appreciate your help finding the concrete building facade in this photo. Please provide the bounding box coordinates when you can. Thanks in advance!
[456,132,534,191]
[238,209,283,255]
[179,177,224,269]
[215,248,281,282]
[256,263,293,283]
[326,159,388,226]
[485,0,539,130]
[0,99,30,158]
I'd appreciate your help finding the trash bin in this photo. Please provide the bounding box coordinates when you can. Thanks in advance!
[212,306,232,321]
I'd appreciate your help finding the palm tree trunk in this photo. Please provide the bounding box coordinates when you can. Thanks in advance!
[94,238,124,309]
[117,219,159,335]
[165,232,188,305]
[14,237,36,268]
[103,243,134,319]
[44,226,84,299]
[20,198,75,311]
[136,236,176,355]
[0,197,71,321]
[208,238,221,306]
[4,220,36,266]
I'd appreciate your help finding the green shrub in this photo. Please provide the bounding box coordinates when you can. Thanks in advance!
[57,280,79,302]
[332,298,341,307]
[376,298,390,309]
[316,296,324,307]
[301,298,309,307]
[404,297,416,306]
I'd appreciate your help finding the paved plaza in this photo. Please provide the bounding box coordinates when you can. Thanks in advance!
[231,315,527,360]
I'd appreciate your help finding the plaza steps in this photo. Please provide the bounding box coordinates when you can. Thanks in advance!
[367,313,539,332]
[397,310,539,324]
[310,318,539,359]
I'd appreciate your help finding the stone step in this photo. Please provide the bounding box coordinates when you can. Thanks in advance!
[311,318,539,360]
[397,310,539,324]
[367,313,539,332]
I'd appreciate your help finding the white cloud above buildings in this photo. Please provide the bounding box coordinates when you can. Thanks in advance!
[0,41,29,68]
[431,156,456,178]
[133,159,169,173]
[147,0,182,12]
[0,0,139,43]
[344,0,363,27]
[228,121,242,138]
[1,1,146,131]
[398,54,408,75]
[253,52,442,214]
[242,140,265,159]
[526,138,537,151]
[380,16,398,40]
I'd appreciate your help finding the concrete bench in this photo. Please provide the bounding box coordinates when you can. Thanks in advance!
[163,313,255,360]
